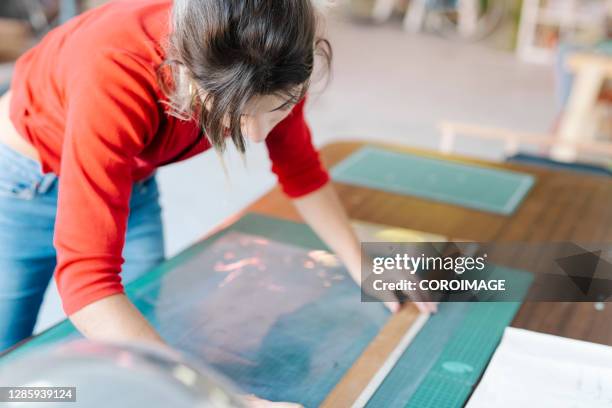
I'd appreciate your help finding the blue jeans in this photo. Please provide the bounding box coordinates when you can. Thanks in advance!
[0,143,165,351]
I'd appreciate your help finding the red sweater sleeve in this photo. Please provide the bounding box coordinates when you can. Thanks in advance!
[55,51,159,315]
[265,99,329,198]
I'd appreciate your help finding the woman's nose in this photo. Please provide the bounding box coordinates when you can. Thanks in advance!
[242,117,271,143]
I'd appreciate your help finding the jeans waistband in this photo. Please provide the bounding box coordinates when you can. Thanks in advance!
[0,142,155,197]
[0,142,57,195]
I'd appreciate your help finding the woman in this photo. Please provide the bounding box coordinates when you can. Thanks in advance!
[0,0,434,400]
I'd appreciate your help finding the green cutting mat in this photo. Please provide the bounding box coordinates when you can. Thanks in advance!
[0,215,338,363]
[2,214,534,408]
[1,215,391,407]
[331,146,535,215]
[365,266,534,408]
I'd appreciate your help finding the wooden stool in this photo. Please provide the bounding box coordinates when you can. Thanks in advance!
[552,53,612,161]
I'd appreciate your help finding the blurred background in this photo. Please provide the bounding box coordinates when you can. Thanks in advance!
[0,0,610,331]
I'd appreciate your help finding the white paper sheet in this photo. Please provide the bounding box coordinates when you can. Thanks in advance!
[467,327,612,408]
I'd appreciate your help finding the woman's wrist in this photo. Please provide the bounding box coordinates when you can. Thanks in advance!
[344,242,364,283]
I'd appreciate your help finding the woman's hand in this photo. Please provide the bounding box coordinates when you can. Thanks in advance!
[347,260,438,314]
[413,301,438,314]
[293,184,438,316]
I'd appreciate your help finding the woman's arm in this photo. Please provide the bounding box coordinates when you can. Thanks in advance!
[70,294,165,346]
[293,183,437,313]
[293,183,362,281]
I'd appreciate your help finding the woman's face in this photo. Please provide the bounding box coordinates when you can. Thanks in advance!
[238,94,296,144]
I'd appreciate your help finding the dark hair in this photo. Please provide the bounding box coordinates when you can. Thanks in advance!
[160,0,332,154]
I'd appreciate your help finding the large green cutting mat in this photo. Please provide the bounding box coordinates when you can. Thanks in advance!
[2,214,390,407]
[2,214,533,407]
[331,146,535,215]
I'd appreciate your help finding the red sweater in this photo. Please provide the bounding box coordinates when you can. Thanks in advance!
[9,0,329,315]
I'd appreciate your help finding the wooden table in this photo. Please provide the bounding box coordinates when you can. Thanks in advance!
[5,140,610,406]
[248,141,612,345]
